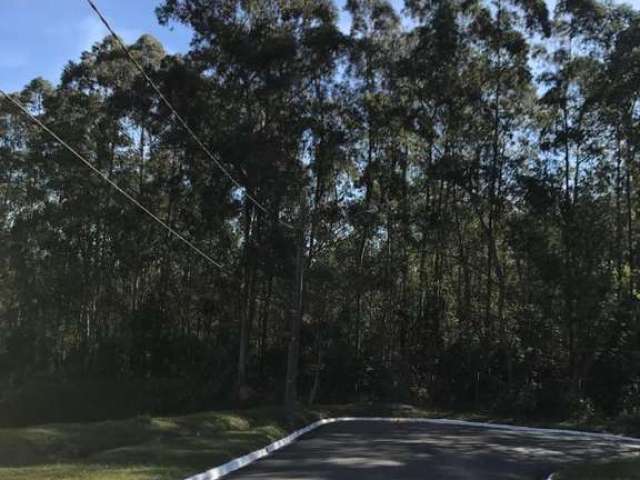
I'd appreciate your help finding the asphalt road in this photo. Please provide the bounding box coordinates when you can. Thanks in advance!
[224,421,640,480]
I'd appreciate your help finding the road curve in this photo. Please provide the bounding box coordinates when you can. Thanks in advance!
[223,420,640,480]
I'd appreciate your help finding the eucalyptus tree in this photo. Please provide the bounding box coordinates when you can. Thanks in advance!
[158,0,344,410]
[3,0,640,425]
[341,0,404,392]
[602,8,640,299]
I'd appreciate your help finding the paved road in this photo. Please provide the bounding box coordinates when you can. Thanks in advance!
[225,421,640,479]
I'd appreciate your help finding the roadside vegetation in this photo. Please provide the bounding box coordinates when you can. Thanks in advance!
[555,457,640,480]
[2,0,640,428]
[0,407,311,480]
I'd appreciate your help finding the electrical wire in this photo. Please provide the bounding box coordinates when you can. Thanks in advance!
[0,88,227,271]
[85,0,291,229]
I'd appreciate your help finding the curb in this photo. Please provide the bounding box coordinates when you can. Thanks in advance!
[184,417,640,480]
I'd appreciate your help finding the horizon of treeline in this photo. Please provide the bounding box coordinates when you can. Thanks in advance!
[1,0,640,426]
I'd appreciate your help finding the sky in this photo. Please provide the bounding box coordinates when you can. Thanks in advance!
[0,0,194,92]
[0,0,638,93]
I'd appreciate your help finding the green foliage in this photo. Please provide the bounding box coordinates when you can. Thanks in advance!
[2,0,640,427]
[0,377,224,427]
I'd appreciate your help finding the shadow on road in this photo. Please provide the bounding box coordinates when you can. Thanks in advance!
[224,421,640,480]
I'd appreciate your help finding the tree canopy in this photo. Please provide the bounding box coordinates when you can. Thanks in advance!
[1,0,639,425]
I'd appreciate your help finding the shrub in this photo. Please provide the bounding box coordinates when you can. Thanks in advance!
[0,376,222,427]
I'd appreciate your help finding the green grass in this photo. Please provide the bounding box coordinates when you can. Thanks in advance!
[0,408,298,480]
[555,456,640,479]
[0,403,638,480]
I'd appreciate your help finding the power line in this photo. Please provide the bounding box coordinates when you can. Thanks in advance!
[0,88,226,271]
[85,0,289,229]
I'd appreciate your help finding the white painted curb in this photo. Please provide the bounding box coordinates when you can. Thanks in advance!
[184,416,640,480]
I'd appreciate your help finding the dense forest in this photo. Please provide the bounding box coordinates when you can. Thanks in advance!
[1,0,640,426]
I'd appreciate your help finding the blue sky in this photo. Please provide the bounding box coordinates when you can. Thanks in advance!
[0,0,637,93]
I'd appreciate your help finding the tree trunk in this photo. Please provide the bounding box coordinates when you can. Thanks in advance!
[237,203,256,399]
[285,191,307,422]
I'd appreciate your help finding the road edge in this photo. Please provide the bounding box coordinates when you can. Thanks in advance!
[183,417,639,480]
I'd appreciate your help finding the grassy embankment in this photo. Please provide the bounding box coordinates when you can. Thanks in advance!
[547,415,640,479]
[1,403,639,480]
[555,457,640,479]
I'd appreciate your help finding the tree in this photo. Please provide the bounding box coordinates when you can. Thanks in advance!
[2,0,640,425]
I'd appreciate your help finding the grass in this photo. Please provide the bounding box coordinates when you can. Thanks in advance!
[0,408,296,480]
[555,456,640,479]
[0,403,638,480]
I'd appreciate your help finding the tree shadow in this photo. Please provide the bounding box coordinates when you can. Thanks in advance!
[224,421,640,480]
